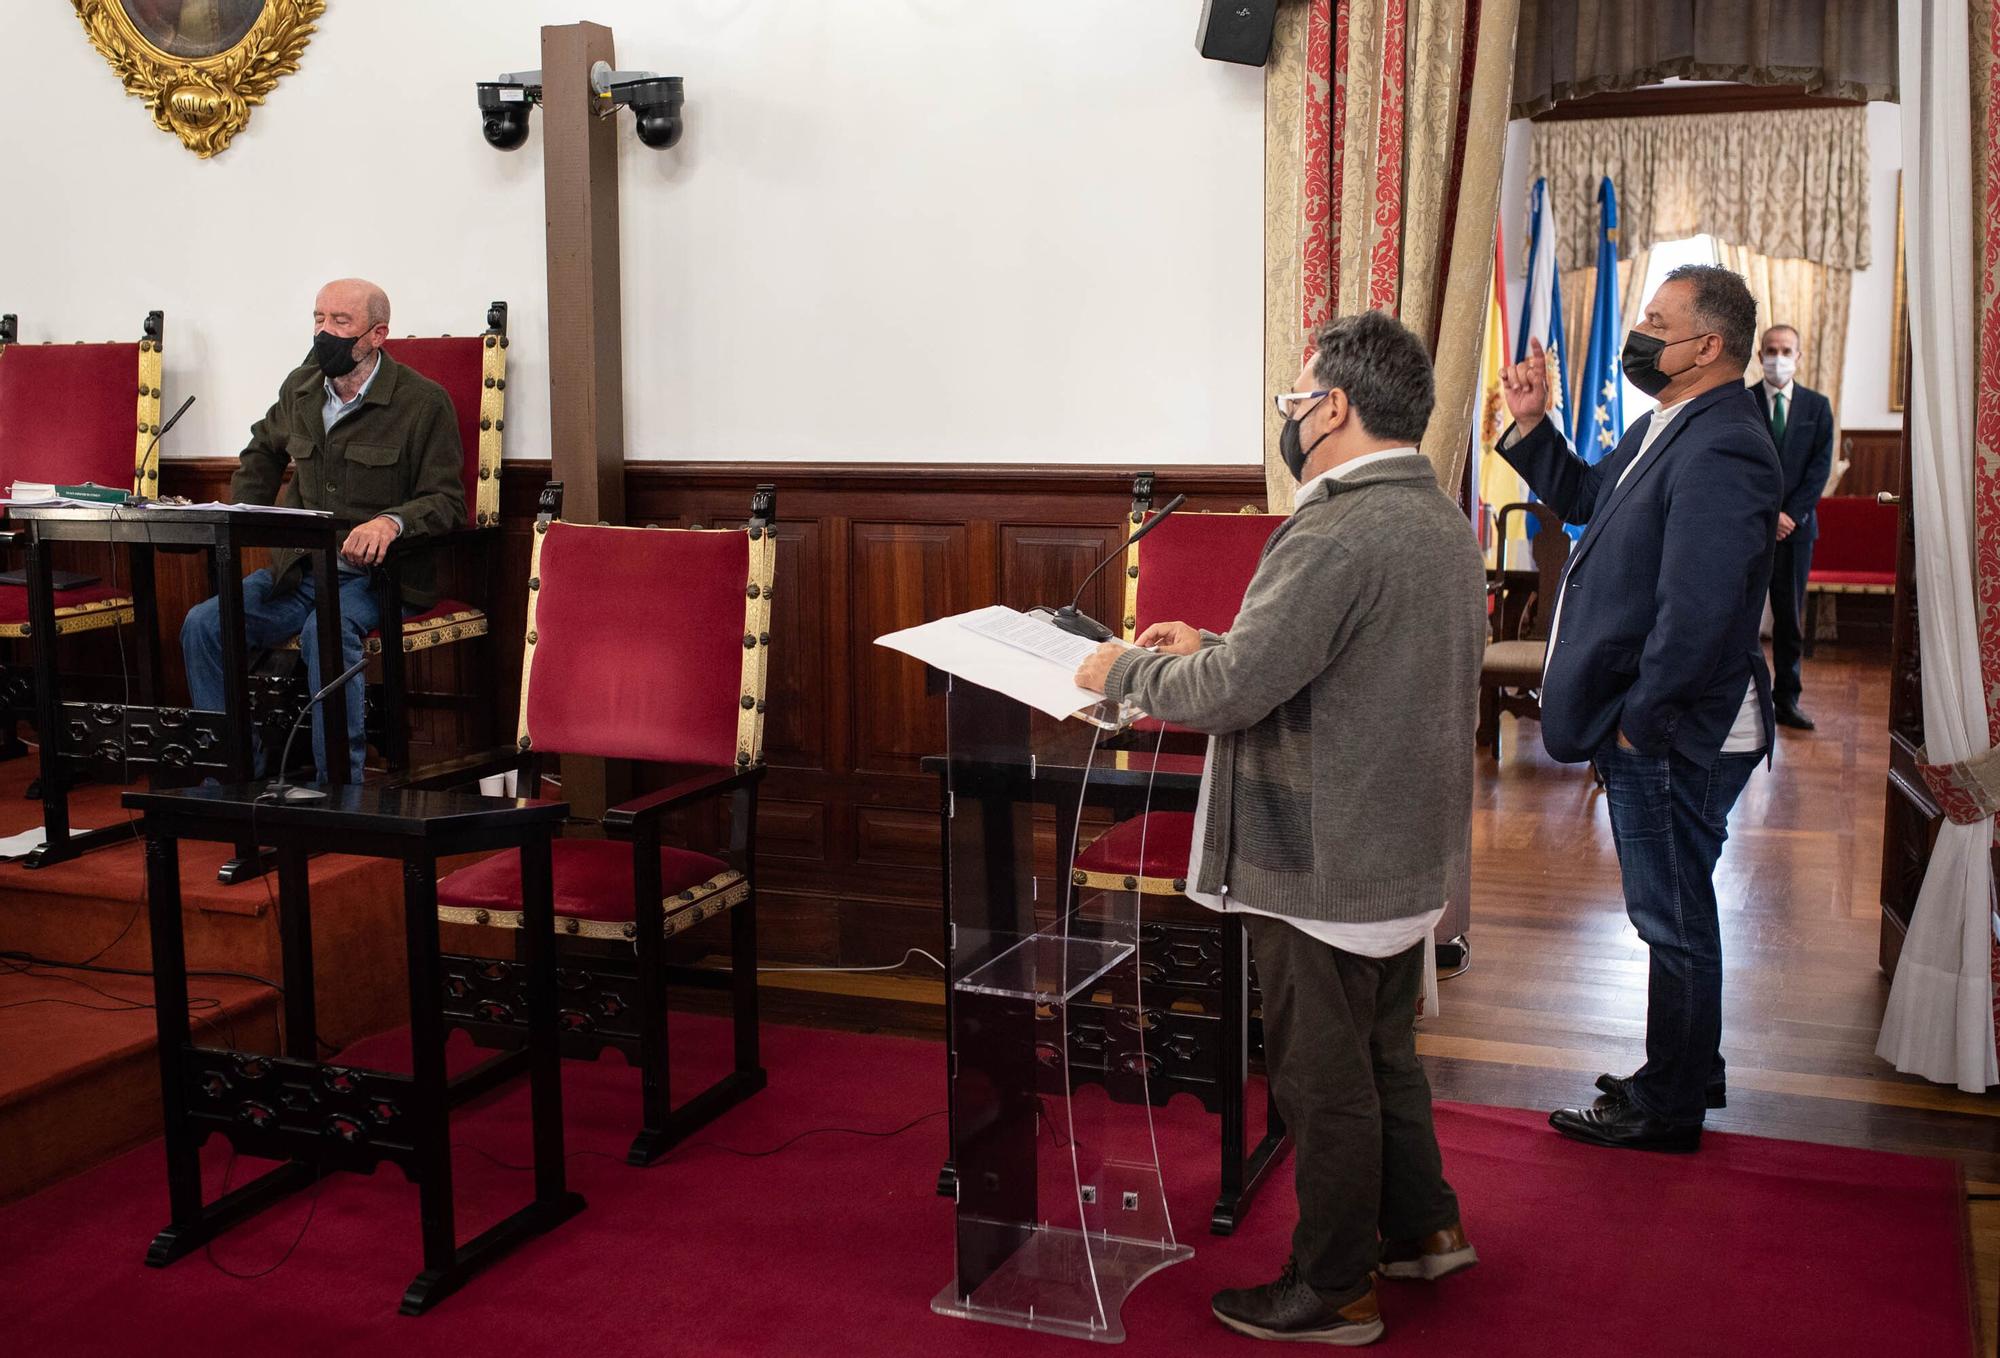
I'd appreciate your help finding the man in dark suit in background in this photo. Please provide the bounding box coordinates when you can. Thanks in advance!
[1749,325,1835,731]
[1498,265,1781,1153]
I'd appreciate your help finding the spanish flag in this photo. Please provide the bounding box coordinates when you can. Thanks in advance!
[1476,223,1528,561]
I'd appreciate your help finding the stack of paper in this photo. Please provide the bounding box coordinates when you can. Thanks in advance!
[876,605,1129,721]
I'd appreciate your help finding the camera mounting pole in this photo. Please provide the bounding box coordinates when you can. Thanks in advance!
[541,20,628,818]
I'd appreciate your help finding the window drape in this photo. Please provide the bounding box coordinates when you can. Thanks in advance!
[1512,0,1898,119]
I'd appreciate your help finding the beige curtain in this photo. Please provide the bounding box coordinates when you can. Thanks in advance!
[1531,106,1873,274]
[1263,0,1524,510]
[1554,252,1643,414]
[1713,240,1854,494]
[1513,0,1899,117]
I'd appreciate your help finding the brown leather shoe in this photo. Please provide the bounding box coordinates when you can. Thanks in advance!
[1377,1224,1479,1281]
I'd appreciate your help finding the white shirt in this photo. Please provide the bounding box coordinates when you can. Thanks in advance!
[1535,397,1765,755]
[1181,446,1444,958]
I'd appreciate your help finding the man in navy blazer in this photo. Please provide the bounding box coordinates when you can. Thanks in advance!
[1498,264,1782,1152]
[1749,325,1836,730]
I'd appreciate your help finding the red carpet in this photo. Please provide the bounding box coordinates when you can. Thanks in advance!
[0,1018,1974,1357]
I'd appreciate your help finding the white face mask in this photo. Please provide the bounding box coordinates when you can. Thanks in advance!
[1762,352,1797,388]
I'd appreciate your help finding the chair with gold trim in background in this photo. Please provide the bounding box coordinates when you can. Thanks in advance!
[1067,472,1292,1234]
[0,310,163,761]
[258,302,511,775]
[1476,500,1566,759]
[409,480,778,1166]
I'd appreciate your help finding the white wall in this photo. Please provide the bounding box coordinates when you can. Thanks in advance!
[1495,101,1904,432]
[0,2,1266,465]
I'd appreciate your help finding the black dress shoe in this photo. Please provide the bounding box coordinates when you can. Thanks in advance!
[1594,1071,1726,1109]
[1549,1100,1701,1152]
[1774,703,1816,730]
[1211,1258,1384,1346]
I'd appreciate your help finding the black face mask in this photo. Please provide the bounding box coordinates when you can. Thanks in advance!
[1620,329,1711,399]
[1279,404,1337,482]
[311,329,366,380]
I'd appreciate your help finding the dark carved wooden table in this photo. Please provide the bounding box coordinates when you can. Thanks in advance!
[12,503,351,879]
[127,781,584,1315]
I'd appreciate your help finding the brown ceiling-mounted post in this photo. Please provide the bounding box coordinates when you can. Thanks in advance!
[540,21,627,528]
[540,21,629,817]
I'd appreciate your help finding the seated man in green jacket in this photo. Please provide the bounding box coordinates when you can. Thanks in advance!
[1076,310,1487,1348]
[182,278,466,781]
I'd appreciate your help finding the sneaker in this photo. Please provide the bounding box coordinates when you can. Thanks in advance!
[1211,1258,1385,1346]
[1377,1224,1478,1281]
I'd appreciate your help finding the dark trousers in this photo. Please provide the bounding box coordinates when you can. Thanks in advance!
[1768,530,1814,706]
[1592,743,1760,1127]
[1245,915,1458,1304]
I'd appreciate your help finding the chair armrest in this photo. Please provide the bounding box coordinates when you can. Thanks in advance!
[393,745,531,791]
[0,530,20,549]
[603,765,766,838]
[384,524,497,561]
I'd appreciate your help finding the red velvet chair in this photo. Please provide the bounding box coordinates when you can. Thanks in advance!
[418,480,778,1166]
[262,303,510,773]
[1803,494,1898,656]
[1069,474,1289,1232]
[0,310,163,755]
[1476,501,1567,758]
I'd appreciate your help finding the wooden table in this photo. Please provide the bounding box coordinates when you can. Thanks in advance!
[129,781,584,1315]
[12,503,353,879]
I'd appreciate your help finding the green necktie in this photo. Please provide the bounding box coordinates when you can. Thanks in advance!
[1770,392,1787,448]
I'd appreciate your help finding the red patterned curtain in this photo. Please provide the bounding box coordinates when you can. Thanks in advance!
[1272,0,1521,509]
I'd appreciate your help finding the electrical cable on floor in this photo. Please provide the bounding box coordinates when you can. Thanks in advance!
[755,947,945,975]
[0,954,240,1047]
[203,1148,324,1281]
[453,1108,947,1174]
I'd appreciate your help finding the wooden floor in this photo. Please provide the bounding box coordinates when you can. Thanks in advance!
[724,639,1995,1342]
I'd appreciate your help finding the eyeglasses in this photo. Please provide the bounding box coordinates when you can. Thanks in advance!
[1273,390,1330,419]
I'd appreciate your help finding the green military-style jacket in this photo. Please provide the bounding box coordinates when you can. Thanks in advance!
[231,352,466,609]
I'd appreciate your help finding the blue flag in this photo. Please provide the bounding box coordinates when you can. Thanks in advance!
[1577,177,1625,466]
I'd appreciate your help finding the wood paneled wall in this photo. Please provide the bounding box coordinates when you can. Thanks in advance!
[155,458,1267,967]
[1838,429,1901,500]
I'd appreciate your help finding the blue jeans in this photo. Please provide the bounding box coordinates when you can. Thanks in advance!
[1592,742,1761,1127]
[182,568,380,783]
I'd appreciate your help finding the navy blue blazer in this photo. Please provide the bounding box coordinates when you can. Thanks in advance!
[1498,382,1783,765]
[1748,381,1835,538]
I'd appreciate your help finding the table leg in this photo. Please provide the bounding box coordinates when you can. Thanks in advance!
[310,543,349,789]
[211,538,268,882]
[1209,914,1290,1235]
[143,833,202,1238]
[276,845,317,1062]
[519,833,576,1209]
[27,528,69,853]
[398,852,459,1313]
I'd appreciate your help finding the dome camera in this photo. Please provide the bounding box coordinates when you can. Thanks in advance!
[477,80,538,151]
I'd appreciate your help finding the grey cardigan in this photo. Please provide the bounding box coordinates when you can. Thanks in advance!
[1103,455,1487,925]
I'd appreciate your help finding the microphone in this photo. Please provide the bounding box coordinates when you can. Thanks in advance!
[137,395,195,496]
[1046,493,1187,641]
[258,649,370,803]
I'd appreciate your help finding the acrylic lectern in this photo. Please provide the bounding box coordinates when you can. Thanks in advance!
[931,673,1192,1343]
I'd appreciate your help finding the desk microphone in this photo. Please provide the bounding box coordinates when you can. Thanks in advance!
[1045,493,1187,641]
[137,395,196,495]
[259,649,370,803]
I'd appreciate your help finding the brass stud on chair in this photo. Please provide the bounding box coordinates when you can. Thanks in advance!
[758,633,770,647]
[484,377,496,389]
[746,583,760,599]
[742,634,756,649]
[678,890,694,902]
[528,577,539,591]
[1122,876,1138,891]
[736,751,750,767]
[526,630,538,645]
[1072,869,1087,885]
[480,418,492,431]
[740,694,755,709]
[518,735,532,751]
[485,335,497,348]
[1126,565,1139,579]
[564,918,580,935]
[1123,616,1136,629]
[534,520,547,535]
[474,909,491,925]
[479,466,492,480]
[1173,878,1187,891]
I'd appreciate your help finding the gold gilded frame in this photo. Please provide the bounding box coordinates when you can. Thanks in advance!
[1889,171,1908,415]
[72,0,326,158]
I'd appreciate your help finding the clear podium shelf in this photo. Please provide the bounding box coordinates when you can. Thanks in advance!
[954,932,1134,1005]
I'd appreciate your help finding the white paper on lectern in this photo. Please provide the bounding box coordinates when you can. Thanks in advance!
[875,612,1108,720]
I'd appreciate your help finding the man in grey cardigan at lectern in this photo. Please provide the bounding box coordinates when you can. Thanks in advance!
[1076,310,1487,1348]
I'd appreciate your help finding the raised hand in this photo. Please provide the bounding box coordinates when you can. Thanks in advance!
[1500,336,1552,435]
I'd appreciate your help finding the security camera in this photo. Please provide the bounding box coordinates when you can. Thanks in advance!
[477,77,540,151]
[624,76,685,149]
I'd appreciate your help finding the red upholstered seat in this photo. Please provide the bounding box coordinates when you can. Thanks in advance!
[1809,568,1896,589]
[1808,496,1898,588]
[525,523,754,766]
[1127,509,1283,735]
[0,342,146,491]
[437,837,739,933]
[0,582,132,627]
[1075,811,1196,885]
[383,336,486,513]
